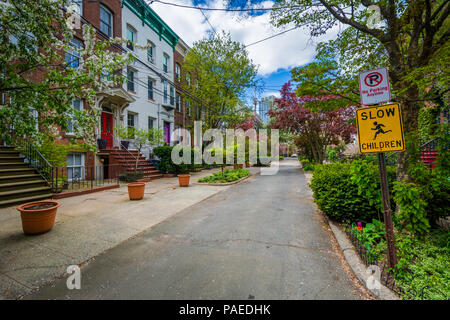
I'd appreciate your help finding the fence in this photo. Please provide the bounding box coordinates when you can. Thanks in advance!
[344,226,399,293]
[51,164,126,193]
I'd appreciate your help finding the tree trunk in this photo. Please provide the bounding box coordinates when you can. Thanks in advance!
[395,85,421,182]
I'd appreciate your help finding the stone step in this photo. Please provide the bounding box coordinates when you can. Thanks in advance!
[0,185,52,202]
[0,167,36,176]
[0,173,42,184]
[0,162,29,169]
[0,157,24,163]
[0,179,47,192]
[0,193,53,208]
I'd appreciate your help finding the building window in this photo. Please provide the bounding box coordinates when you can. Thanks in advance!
[186,72,191,86]
[65,38,83,68]
[186,100,191,115]
[175,94,181,111]
[127,113,136,138]
[99,5,113,37]
[127,68,135,92]
[175,63,181,81]
[163,82,168,104]
[67,99,83,135]
[148,78,154,100]
[67,153,85,181]
[163,54,169,73]
[148,117,155,130]
[126,25,136,51]
[147,41,155,63]
[170,86,175,106]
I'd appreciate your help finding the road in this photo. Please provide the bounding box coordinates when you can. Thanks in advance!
[25,159,364,299]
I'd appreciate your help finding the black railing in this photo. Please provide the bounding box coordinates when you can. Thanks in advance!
[51,164,125,193]
[14,135,54,186]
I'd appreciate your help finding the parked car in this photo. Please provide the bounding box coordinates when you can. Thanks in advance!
[291,153,298,157]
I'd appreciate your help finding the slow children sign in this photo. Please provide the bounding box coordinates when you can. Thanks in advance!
[355,103,405,153]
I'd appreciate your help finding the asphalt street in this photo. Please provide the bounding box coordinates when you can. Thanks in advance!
[25,159,364,299]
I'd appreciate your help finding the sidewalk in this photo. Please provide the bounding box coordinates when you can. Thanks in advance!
[0,166,260,299]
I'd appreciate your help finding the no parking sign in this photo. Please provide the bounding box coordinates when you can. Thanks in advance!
[358,67,391,105]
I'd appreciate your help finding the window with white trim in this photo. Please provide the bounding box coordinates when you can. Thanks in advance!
[127,68,135,92]
[147,41,155,63]
[100,5,113,37]
[126,25,136,51]
[163,54,169,73]
[65,38,83,68]
[175,63,181,81]
[67,153,85,181]
[66,99,83,135]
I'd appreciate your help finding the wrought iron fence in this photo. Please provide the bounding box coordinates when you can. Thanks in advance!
[51,164,126,193]
[344,226,400,293]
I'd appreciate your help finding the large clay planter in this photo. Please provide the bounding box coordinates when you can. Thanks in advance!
[127,182,145,200]
[17,200,60,235]
[178,174,190,187]
[245,163,251,168]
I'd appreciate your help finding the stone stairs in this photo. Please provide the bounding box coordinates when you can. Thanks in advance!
[101,148,163,181]
[0,146,52,207]
[420,149,438,169]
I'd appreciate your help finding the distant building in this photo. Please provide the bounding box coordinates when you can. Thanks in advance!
[258,95,276,124]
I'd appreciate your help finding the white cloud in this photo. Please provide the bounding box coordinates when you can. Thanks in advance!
[149,0,340,76]
[262,91,281,98]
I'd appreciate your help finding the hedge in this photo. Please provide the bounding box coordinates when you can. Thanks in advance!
[310,161,396,223]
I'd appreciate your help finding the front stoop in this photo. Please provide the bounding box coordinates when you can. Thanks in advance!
[101,148,163,180]
[0,146,52,207]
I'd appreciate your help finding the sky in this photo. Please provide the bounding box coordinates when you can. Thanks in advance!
[148,0,341,104]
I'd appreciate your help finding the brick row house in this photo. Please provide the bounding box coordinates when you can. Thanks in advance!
[1,0,195,205]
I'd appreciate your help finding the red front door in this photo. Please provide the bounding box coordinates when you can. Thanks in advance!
[101,112,113,148]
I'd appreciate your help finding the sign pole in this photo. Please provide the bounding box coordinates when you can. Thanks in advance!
[377,152,397,270]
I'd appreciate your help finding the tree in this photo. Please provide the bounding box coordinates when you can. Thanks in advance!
[0,0,133,149]
[269,0,449,181]
[182,32,259,129]
[269,82,356,163]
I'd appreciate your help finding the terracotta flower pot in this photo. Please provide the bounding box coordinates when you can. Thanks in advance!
[178,174,190,187]
[245,163,251,168]
[127,182,145,200]
[17,200,60,235]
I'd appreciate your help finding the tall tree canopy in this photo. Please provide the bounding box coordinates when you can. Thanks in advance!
[270,0,449,181]
[182,32,258,129]
[0,0,133,148]
[269,82,356,163]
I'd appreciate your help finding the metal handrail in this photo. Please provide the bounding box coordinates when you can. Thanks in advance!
[9,133,54,189]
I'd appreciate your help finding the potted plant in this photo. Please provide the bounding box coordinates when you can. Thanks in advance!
[127,182,146,200]
[17,200,61,235]
[97,138,107,150]
[116,126,164,200]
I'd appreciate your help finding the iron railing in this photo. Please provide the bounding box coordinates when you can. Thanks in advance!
[14,135,54,185]
[51,164,125,193]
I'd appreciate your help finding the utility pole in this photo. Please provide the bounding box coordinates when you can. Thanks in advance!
[254,87,257,116]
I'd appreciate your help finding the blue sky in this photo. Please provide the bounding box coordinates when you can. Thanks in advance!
[150,0,340,105]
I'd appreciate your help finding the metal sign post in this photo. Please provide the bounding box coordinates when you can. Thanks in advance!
[377,153,397,270]
[356,68,401,270]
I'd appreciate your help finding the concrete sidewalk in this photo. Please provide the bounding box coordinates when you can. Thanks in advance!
[0,166,260,299]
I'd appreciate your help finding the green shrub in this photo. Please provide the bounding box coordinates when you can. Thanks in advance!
[198,168,249,183]
[394,229,450,300]
[310,161,396,223]
[303,163,315,171]
[153,145,196,174]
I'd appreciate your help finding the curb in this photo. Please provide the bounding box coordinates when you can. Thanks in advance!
[327,219,400,300]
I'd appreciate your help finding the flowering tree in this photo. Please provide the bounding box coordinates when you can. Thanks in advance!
[269,82,356,163]
[0,0,134,149]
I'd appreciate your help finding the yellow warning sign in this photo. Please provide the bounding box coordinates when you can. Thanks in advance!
[356,103,405,153]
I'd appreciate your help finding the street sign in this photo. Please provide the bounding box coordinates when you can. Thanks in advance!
[356,103,405,153]
[358,67,391,105]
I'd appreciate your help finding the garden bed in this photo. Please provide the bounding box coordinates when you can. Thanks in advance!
[197,168,250,185]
